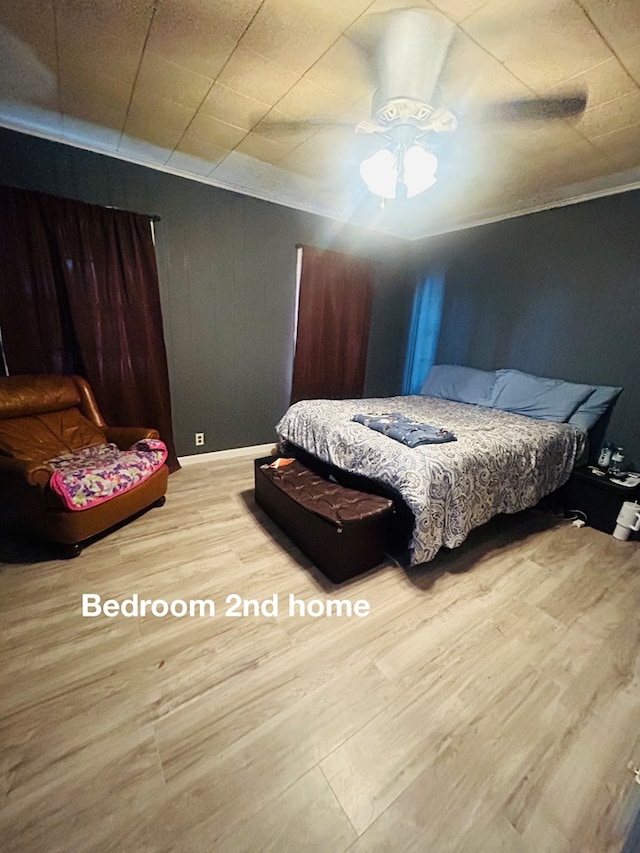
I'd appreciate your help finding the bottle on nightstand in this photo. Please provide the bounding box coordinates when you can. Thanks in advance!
[609,446,625,476]
[597,442,613,469]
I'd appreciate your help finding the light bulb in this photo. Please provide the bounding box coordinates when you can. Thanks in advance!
[402,145,438,198]
[359,148,398,199]
[360,144,438,200]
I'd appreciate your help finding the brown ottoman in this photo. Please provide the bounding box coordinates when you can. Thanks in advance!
[254,457,394,583]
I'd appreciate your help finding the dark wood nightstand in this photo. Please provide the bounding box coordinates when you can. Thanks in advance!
[561,467,640,536]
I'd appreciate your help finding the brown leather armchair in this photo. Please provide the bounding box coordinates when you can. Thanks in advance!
[0,374,169,556]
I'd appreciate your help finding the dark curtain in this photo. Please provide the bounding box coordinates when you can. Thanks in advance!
[0,185,179,471]
[290,246,374,403]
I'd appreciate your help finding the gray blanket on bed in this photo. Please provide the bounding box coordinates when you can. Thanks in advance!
[352,412,456,448]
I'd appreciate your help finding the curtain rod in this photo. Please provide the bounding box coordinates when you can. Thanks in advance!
[105,205,161,222]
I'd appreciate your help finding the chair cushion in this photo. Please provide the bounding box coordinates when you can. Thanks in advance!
[0,408,106,462]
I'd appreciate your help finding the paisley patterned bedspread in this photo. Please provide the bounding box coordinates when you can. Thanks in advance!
[276,396,585,565]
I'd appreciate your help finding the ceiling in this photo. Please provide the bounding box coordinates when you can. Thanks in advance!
[1,0,640,240]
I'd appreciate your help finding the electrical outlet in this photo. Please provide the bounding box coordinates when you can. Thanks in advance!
[194,432,205,447]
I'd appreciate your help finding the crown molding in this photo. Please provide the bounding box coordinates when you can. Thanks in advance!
[2,119,640,243]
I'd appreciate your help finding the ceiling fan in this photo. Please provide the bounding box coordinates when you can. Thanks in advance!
[264,7,587,201]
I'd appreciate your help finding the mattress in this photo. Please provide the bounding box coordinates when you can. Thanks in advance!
[276,395,585,565]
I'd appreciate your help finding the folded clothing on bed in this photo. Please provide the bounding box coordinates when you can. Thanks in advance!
[352,412,456,448]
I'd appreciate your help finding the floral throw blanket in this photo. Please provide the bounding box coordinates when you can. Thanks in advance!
[48,440,167,510]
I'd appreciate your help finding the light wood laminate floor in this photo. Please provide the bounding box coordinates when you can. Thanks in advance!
[1,454,640,852]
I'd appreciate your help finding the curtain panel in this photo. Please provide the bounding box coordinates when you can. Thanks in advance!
[0,185,179,471]
[402,272,445,394]
[290,245,374,404]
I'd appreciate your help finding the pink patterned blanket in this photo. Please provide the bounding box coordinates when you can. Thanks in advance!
[48,440,167,510]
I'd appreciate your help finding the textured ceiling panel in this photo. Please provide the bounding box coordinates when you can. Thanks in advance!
[578,90,640,139]
[135,51,213,111]
[304,36,372,105]
[200,83,272,131]
[0,0,639,239]
[55,0,154,82]
[590,121,640,167]
[579,0,640,58]
[145,0,264,79]
[547,57,638,109]
[123,90,195,150]
[165,148,218,176]
[461,0,612,90]
[279,126,365,181]
[239,0,343,74]
[275,79,358,120]
[0,1,57,106]
[59,68,130,130]
[231,130,293,166]
[619,48,640,87]
[429,0,492,23]
[175,133,231,166]
[0,0,57,73]
[215,46,300,105]
[253,109,323,144]
[185,112,248,150]
[239,0,372,73]
[438,33,533,106]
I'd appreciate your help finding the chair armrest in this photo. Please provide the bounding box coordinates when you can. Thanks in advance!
[103,427,160,449]
[0,456,53,487]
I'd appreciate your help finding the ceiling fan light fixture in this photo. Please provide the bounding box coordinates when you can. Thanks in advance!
[403,145,438,197]
[359,147,398,199]
[360,144,437,200]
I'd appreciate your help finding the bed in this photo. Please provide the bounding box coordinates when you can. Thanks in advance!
[275,366,622,566]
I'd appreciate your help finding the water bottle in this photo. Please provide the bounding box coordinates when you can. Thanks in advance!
[597,442,613,469]
[610,446,625,476]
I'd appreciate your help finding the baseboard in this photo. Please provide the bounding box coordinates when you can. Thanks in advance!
[178,442,276,466]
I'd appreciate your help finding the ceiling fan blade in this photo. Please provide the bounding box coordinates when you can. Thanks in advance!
[479,92,588,122]
[255,116,356,135]
[373,8,456,106]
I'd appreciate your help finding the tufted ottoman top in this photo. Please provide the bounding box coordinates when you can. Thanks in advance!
[259,459,393,526]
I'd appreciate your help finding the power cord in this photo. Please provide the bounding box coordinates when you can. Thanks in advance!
[565,508,587,528]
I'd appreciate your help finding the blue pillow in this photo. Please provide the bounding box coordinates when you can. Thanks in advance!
[567,385,622,432]
[421,364,496,406]
[488,369,595,423]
